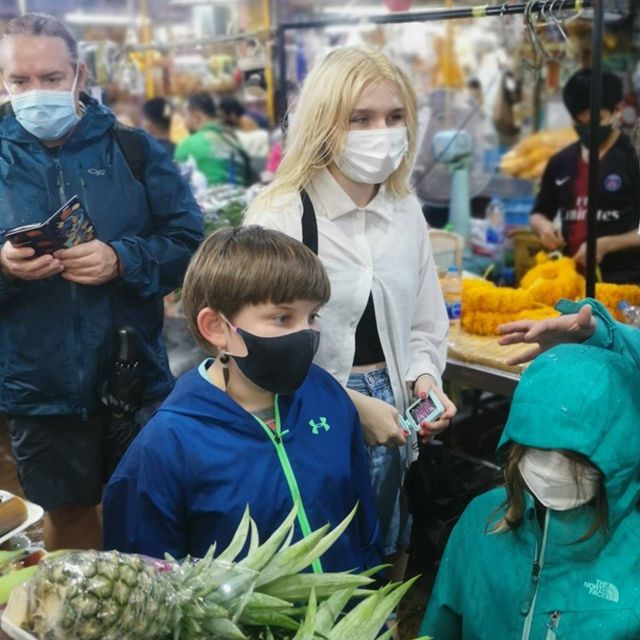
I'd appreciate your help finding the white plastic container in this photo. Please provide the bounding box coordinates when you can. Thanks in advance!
[1,585,37,640]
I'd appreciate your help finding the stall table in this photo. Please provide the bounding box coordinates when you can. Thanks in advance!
[444,324,529,398]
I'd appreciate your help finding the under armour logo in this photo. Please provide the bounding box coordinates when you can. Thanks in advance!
[88,168,106,176]
[309,417,330,435]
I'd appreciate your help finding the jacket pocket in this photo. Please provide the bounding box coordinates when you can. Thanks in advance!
[550,608,636,639]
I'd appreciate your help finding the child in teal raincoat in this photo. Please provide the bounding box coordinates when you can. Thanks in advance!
[420,342,640,639]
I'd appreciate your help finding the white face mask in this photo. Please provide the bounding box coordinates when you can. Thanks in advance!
[519,449,600,511]
[335,127,408,185]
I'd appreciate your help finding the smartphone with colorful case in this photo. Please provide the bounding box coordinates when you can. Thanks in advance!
[399,390,445,433]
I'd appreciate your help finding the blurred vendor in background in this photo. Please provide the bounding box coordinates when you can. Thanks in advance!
[219,95,259,132]
[529,69,640,285]
[175,91,251,186]
[141,97,175,157]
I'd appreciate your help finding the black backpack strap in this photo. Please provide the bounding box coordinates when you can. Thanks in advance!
[111,123,148,185]
[300,189,318,255]
[217,129,258,186]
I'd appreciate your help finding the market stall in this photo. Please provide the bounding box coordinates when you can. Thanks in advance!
[0,0,639,637]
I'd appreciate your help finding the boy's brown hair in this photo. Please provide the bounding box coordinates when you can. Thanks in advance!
[182,225,331,352]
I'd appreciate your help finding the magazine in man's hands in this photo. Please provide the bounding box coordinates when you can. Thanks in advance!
[5,196,95,256]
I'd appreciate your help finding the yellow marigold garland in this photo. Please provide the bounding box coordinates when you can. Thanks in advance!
[461,252,640,335]
[461,278,559,335]
[520,253,585,308]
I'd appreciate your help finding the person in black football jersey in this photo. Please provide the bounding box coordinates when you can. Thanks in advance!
[530,69,640,284]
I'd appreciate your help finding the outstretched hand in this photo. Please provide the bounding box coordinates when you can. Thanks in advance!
[497,304,596,366]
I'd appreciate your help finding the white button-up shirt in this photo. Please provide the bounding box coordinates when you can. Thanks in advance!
[245,168,449,415]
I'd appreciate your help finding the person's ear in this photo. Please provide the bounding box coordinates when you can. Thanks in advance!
[76,61,87,93]
[197,307,230,352]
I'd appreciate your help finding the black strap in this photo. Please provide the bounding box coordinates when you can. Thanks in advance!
[300,189,318,255]
[111,124,148,185]
[218,129,259,186]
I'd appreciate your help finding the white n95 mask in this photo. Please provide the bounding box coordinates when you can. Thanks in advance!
[519,449,600,511]
[335,127,408,185]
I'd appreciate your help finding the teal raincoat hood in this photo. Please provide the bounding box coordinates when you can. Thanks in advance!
[421,343,640,640]
[498,342,640,535]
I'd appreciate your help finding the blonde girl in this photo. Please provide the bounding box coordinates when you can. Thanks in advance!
[245,46,455,579]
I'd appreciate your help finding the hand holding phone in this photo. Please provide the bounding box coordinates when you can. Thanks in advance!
[398,390,445,434]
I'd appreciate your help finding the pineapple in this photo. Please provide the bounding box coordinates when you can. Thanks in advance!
[3,505,430,640]
[25,551,176,640]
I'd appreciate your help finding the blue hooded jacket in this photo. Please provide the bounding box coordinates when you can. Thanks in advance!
[0,95,204,415]
[103,362,383,573]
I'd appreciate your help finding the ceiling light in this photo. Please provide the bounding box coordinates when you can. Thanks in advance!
[65,12,149,27]
[321,4,428,16]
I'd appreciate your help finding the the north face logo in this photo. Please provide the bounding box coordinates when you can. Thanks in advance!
[309,417,330,435]
[584,579,619,603]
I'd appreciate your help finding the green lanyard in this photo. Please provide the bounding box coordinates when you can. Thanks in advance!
[253,396,323,574]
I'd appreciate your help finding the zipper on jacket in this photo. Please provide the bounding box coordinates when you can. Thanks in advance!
[253,396,323,574]
[53,156,86,418]
[545,611,561,640]
[521,509,550,640]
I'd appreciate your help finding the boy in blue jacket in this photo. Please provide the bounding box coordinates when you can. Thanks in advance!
[103,226,383,573]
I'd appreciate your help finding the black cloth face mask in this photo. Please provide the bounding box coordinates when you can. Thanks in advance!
[228,325,320,395]
[574,123,613,149]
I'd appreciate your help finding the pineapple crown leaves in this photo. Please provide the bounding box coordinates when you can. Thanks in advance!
[255,504,358,588]
[291,588,317,640]
[327,576,420,640]
[218,507,252,563]
[238,505,299,573]
[259,573,372,602]
[312,588,356,636]
[239,606,300,632]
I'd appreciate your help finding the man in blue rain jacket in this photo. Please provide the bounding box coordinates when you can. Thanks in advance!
[0,14,203,550]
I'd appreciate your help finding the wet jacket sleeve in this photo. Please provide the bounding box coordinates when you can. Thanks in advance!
[103,426,188,559]
[350,411,384,571]
[556,298,640,369]
[110,136,204,298]
[419,509,466,639]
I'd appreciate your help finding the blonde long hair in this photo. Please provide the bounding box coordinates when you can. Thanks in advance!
[249,46,418,212]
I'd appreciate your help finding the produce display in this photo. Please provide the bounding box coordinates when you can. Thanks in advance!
[461,252,640,335]
[499,127,578,181]
[2,506,428,640]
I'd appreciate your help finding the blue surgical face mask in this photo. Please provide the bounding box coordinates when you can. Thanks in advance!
[4,68,80,142]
